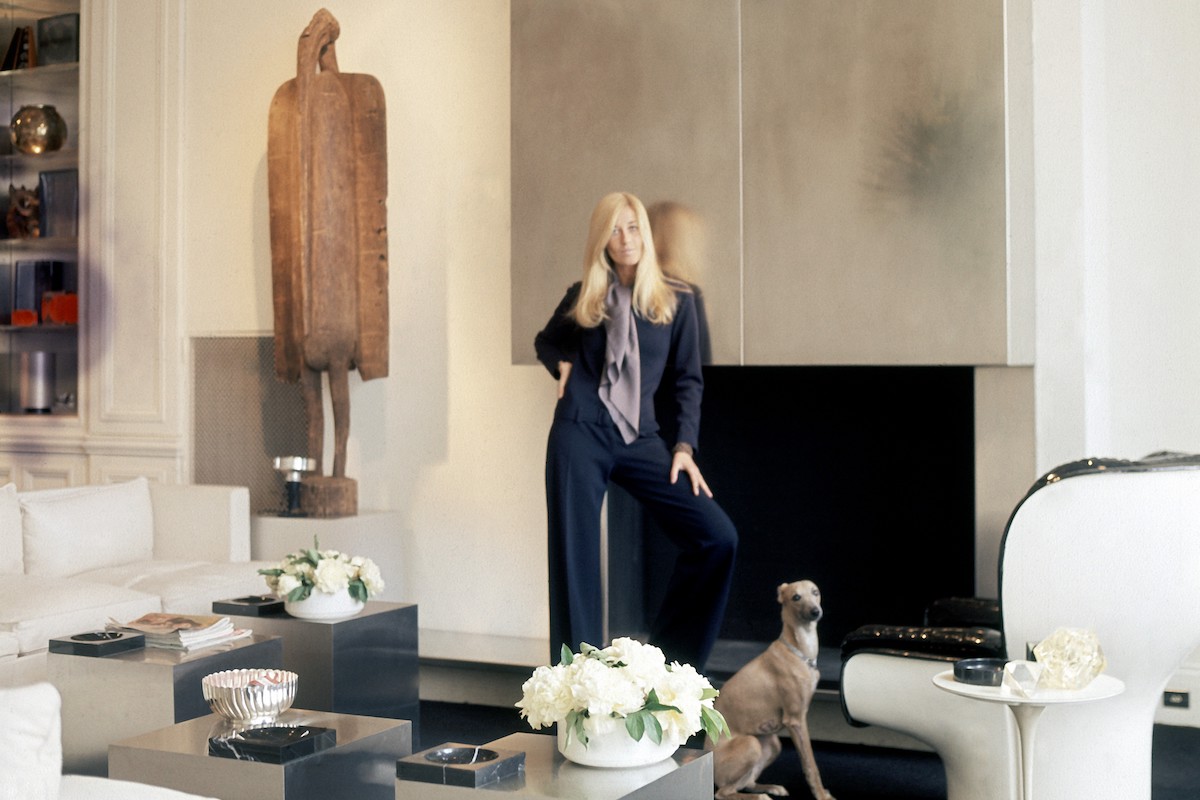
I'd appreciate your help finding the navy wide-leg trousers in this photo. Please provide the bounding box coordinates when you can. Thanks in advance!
[545,416,737,670]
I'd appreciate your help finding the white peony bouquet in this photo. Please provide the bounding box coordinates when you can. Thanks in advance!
[517,637,730,747]
[258,537,384,603]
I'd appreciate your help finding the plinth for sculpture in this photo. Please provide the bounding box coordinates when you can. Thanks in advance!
[267,8,388,517]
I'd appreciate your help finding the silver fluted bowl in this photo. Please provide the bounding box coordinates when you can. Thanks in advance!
[202,668,298,724]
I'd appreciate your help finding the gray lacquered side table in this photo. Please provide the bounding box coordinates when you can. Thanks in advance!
[109,708,411,800]
[395,732,714,799]
[221,601,419,730]
[49,634,284,776]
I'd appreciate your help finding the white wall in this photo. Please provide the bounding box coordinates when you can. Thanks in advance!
[1034,0,1200,472]
[179,0,554,639]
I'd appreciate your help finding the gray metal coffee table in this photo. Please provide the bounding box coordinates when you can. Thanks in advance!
[220,601,418,728]
[109,708,412,800]
[395,732,714,799]
[49,633,284,776]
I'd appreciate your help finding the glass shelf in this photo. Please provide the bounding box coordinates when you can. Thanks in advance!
[0,234,75,251]
[0,323,74,333]
[0,146,76,169]
[0,61,78,82]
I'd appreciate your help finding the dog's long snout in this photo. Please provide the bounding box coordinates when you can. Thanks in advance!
[808,606,822,621]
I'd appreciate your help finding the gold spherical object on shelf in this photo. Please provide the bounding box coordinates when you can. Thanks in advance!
[9,104,68,155]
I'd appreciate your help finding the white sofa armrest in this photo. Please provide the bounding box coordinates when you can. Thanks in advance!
[149,484,251,563]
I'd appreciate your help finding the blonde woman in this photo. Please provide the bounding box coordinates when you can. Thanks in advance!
[534,191,737,670]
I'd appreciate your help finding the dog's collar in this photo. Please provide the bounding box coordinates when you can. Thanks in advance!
[782,639,818,670]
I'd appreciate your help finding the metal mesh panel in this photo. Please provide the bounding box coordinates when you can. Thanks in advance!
[193,336,306,514]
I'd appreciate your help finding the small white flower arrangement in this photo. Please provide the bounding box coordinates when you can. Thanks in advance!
[517,637,730,747]
[258,538,384,602]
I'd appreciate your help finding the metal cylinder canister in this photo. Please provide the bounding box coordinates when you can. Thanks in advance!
[19,351,55,413]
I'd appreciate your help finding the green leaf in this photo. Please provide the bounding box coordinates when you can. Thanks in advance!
[559,644,574,665]
[565,709,589,748]
[701,705,731,741]
[257,568,283,577]
[640,689,682,715]
[286,584,312,602]
[348,580,368,602]
[643,711,664,744]
[625,711,646,741]
[701,687,719,701]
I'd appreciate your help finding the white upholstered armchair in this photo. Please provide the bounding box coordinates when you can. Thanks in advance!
[840,455,1200,800]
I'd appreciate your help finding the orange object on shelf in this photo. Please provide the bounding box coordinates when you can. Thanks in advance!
[10,308,38,326]
[42,291,78,325]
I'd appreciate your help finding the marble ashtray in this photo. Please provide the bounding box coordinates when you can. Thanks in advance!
[212,595,286,616]
[48,630,146,657]
[953,657,1008,686]
[397,743,525,788]
[208,725,335,763]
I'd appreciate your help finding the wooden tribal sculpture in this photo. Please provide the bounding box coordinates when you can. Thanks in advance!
[268,8,388,517]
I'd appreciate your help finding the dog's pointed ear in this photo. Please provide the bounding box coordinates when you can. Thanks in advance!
[776,583,790,604]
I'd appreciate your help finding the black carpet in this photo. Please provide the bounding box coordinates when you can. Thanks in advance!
[417,700,1200,800]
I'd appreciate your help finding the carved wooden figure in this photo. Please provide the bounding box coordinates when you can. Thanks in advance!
[268,9,388,516]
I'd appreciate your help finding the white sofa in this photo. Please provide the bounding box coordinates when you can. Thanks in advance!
[0,478,274,687]
[0,681,216,800]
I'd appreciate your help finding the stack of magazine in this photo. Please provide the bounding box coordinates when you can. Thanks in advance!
[108,613,252,652]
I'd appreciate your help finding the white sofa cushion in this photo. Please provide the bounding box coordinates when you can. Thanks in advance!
[21,478,155,578]
[0,574,160,656]
[0,682,62,800]
[0,483,21,573]
[75,560,275,616]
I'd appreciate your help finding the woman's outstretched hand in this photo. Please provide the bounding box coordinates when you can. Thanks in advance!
[556,361,572,399]
[670,450,713,498]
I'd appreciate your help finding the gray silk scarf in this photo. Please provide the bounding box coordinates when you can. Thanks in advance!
[599,282,640,444]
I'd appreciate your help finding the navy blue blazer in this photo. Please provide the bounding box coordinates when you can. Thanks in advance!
[534,281,704,450]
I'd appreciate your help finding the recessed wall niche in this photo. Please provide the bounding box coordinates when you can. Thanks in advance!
[192,337,306,513]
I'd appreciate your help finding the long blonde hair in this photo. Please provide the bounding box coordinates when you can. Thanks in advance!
[571,192,678,328]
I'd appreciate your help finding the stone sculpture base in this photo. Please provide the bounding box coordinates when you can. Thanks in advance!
[301,476,357,518]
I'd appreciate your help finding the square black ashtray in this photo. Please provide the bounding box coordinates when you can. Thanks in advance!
[49,630,145,657]
[212,595,285,616]
[208,725,336,763]
[397,742,525,788]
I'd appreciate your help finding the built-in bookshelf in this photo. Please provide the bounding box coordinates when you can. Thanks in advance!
[0,1,79,415]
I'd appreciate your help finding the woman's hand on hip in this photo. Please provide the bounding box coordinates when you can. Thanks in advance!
[556,361,572,399]
[670,451,713,498]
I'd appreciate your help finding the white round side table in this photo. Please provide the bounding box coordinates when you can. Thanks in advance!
[933,670,1124,800]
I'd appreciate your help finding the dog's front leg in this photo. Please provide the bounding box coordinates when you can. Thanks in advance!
[784,721,835,800]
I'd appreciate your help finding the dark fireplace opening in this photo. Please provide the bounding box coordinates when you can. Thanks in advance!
[608,365,976,675]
